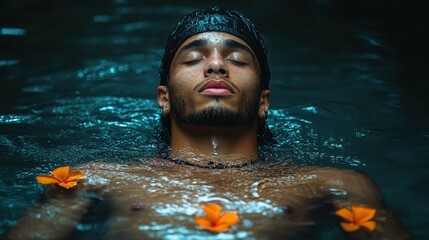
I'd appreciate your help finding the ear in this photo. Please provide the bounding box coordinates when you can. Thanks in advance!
[258,90,270,119]
[157,85,170,109]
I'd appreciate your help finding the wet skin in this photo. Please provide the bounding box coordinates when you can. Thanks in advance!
[158,32,270,160]
[7,160,411,240]
[7,33,411,239]
[167,32,261,119]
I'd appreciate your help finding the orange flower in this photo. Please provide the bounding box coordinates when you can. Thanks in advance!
[194,203,239,233]
[36,166,84,189]
[335,205,377,232]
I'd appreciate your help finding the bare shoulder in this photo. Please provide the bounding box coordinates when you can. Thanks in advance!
[304,168,411,238]
[310,167,375,184]
[74,157,171,171]
[74,161,129,171]
[309,167,384,207]
[71,157,174,187]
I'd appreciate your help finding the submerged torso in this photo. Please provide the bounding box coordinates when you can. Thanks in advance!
[76,159,340,239]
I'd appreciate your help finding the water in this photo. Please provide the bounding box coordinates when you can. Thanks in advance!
[1,0,428,239]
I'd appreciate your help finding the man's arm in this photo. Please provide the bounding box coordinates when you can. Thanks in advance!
[321,169,412,240]
[6,186,93,240]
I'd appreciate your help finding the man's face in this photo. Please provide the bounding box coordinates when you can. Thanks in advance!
[167,32,263,127]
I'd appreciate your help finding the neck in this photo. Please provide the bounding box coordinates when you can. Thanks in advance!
[168,118,259,168]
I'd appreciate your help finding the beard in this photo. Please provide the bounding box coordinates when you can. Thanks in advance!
[170,93,259,127]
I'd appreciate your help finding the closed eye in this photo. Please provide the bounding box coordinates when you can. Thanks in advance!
[181,51,205,65]
[228,59,247,66]
[183,59,203,66]
[226,52,249,66]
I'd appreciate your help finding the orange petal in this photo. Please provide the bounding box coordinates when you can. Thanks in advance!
[217,212,239,226]
[36,175,60,185]
[195,216,212,229]
[352,206,376,224]
[203,204,222,223]
[340,222,360,232]
[210,224,231,232]
[65,170,84,182]
[335,208,354,222]
[52,166,70,181]
[58,181,77,189]
[359,221,376,232]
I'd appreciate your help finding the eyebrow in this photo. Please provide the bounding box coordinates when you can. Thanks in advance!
[177,39,208,56]
[176,38,255,59]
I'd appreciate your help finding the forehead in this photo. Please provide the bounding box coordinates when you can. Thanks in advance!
[177,32,253,52]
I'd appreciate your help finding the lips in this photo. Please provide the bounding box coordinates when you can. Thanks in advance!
[198,80,236,96]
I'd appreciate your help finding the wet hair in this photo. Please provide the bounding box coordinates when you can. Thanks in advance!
[159,6,271,89]
[156,7,275,157]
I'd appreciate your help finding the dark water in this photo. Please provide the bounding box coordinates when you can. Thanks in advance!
[1,0,428,239]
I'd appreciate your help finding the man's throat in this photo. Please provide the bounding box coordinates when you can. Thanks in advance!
[166,152,258,169]
[168,144,259,169]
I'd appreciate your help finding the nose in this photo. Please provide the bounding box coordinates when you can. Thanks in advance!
[204,51,228,78]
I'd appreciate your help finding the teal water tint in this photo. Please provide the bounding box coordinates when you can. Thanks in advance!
[1,0,428,239]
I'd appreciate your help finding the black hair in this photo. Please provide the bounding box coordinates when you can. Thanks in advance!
[159,7,270,89]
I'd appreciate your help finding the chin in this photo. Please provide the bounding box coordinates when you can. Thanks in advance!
[194,105,238,116]
[198,99,238,111]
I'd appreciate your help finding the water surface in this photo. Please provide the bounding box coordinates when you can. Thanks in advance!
[1,0,428,239]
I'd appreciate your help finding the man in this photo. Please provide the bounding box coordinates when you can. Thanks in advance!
[7,7,411,240]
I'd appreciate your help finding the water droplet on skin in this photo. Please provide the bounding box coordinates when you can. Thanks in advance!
[211,135,218,155]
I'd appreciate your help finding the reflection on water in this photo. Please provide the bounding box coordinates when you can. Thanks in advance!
[1,0,428,239]
[0,28,26,36]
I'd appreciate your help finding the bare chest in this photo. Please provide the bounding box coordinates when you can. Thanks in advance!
[99,167,329,218]
[84,165,333,239]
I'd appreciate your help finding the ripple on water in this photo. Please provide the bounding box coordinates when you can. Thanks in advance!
[0,59,19,66]
[0,114,41,125]
[76,60,130,81]
[268,105,364,167]
[0,27,26,36]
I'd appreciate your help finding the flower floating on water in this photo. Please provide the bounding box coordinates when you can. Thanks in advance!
[36,166,84,189]
[335,205,376,232]
[195,203,239,233]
